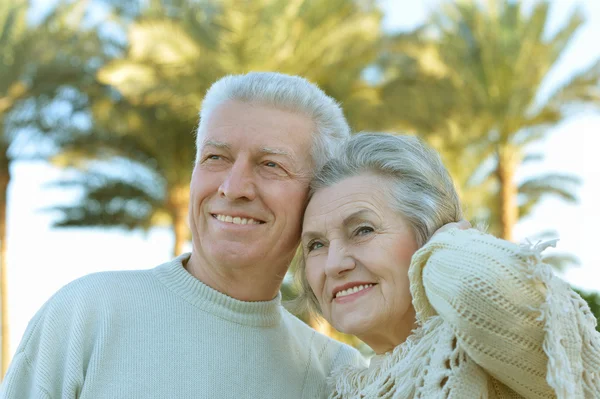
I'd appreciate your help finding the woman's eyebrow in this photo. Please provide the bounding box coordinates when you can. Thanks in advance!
[301,229,321,243]
[301,209,376,242]
[342,209,375,228]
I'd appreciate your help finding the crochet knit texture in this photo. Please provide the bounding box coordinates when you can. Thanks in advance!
[329,229,600,399]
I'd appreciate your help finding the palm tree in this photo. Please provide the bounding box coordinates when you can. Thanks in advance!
[379,0,599,241]
[48,0,384,257]
[0,0,102,378]
[97,0,383,129]
[49,98,195,257]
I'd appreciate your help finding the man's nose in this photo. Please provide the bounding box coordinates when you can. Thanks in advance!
[218,159,257,201]
[325,241,356,277]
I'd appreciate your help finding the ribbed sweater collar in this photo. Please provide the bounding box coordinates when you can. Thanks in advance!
[153,253,282,327]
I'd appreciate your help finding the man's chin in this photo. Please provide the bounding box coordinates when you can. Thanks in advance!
[208,246,265,268]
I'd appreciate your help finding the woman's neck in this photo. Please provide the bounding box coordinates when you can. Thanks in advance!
[359,306,418,355]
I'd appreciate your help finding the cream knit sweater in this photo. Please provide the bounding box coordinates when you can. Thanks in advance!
[329,229,600,398]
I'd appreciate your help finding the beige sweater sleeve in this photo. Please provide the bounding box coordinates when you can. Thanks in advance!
[409,228,600,399]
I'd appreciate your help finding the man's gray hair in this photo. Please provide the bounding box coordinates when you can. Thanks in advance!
[292,132,463,316]
[196,72,350,172]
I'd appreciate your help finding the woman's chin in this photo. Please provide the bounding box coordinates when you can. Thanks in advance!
[332,314,378,337]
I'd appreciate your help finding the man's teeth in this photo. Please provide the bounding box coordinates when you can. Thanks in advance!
[214,214,261,225]
[335,284,374,299]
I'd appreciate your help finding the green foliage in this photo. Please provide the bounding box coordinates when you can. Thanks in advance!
[97,0,383,129]
[518,173,580,220]
[378,0,599,242]
[573,289,600,332]
[46,97,194,255]
[47,0,384,254]
[0,0,106,159]
[45,166,165,231]
[1,0,107,376]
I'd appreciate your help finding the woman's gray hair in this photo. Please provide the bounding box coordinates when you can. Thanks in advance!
[291,132,463,316]
[195,72,350,173]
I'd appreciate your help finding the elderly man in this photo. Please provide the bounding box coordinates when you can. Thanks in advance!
[1,73,364,398]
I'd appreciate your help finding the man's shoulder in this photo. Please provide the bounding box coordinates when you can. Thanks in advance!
[279,308,365,367]
[35,259,173,324]
[17,263,168,351]
[53,267,156,303]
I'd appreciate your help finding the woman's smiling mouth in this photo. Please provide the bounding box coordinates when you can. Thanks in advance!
[332,283,377,303]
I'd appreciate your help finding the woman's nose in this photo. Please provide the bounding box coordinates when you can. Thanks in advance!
[324,241,356,277]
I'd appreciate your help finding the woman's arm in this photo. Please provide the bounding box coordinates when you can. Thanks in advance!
[409,228,600,399]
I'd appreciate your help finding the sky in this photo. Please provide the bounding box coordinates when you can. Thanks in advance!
[5,0,600,357]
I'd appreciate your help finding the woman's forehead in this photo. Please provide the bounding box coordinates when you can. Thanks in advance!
[308,174,390,208]
[303,183,392,231]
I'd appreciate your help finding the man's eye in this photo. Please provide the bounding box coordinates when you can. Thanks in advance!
[202,154,222,162]
[264,161,278,168]
[307,241,324,252]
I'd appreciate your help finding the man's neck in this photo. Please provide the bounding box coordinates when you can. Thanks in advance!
[185,251,286,302]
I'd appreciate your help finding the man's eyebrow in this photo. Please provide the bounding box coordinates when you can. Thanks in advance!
[201,142,290,157]
[260,147,291,157]
[202,140,231,150]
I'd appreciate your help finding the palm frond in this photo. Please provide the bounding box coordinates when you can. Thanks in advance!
[44,172,166,231]
[542,253,580,271]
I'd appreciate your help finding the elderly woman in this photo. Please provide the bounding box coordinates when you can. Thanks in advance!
[294,133,600,399]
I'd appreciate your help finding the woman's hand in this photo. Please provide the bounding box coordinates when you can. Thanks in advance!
[432,220,471,239]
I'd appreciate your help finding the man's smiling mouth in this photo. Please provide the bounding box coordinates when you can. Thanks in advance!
[212,214,265,225]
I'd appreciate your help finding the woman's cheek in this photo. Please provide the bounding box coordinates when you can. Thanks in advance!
[305,262,323,301]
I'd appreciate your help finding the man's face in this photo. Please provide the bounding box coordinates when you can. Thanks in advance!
[189,100,315,272]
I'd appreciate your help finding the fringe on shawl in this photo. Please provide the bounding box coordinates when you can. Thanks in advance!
[521,239,600,399]
[328,317,443,399]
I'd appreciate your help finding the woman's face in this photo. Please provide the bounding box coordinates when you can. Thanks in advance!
[302,174,419,353]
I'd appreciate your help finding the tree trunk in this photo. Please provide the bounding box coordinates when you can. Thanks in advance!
[496,146,519,241]
[0,159,10,380]
[169,184,190,257]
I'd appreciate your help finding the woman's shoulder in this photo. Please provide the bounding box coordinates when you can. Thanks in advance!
[409,228,600,398]
[329,316,450,398]
[409,228,557,323]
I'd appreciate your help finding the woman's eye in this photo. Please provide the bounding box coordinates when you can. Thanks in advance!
[307,241,324,252]
[355,226,374,236]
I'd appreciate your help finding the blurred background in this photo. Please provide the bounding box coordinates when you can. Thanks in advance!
[1,0,599,377]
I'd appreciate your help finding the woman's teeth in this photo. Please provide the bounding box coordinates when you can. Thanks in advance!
[335,284,374,298]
